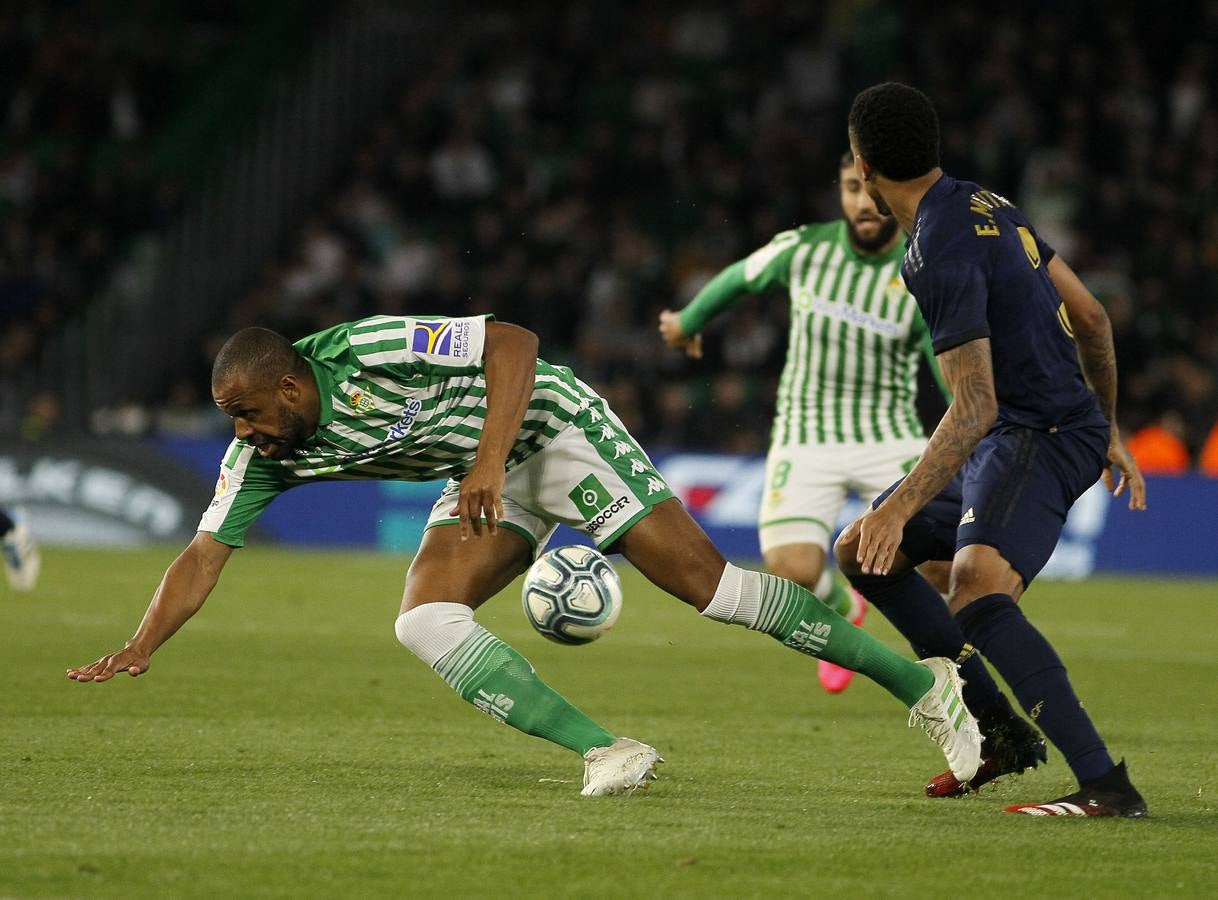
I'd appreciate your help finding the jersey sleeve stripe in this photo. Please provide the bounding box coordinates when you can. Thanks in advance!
[198,441,256,536]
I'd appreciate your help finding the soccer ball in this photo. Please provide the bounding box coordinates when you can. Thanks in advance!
[521,545,622,645]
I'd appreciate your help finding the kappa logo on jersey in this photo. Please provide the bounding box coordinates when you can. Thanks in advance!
[387,398,423,441]
[347,389,375,413]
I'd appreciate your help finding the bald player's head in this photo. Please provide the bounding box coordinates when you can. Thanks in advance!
[211,327,306,392]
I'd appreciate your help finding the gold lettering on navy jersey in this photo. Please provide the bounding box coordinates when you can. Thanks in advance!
[969,189,1012,237]
[1017,226,1041,269]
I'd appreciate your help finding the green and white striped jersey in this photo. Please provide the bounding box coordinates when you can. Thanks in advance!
[678,220,944,446]
[200,314,604,547]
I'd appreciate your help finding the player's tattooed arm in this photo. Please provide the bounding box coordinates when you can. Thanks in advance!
[1048,256,1146,509]
[1075,320,1118,424]
[890,337,998,517]
[1048,255,1118,423]
[844,337,997,575]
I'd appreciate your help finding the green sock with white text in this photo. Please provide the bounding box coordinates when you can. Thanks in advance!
[434,629,615,755]
[752,571,933,707]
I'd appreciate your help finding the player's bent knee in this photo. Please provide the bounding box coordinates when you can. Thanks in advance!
[947,547,1023,612]
[394,602,479,668]
[833,533,863,575]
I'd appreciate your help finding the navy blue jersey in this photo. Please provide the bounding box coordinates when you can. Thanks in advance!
[901,174,1108,432]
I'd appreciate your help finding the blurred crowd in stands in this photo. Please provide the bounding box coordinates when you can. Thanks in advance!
[4,1,1218,474]
[0,0,242,437]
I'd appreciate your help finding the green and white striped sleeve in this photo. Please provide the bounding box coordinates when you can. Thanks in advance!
[677,229,803,336]
[197,440,291,547]
[345,315,491,377]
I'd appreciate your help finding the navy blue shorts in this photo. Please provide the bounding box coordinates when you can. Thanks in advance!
[874,423,1109,586]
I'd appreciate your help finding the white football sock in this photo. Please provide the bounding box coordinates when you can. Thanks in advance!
[700,562,762,628]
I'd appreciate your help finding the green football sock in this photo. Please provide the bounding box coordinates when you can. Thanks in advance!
[434,629,615,755]
[822,574,854,619]
[754,572,933,707]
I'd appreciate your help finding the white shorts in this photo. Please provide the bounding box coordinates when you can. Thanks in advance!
[424,420,674,558]
[758,438,928,554]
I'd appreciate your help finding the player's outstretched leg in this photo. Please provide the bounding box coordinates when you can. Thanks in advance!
[765,545,866,695]
[705,565,982,782]
[836,526,1046,796]
[396,603,661,796]
[616,501,982,783]
[812,568,867,694]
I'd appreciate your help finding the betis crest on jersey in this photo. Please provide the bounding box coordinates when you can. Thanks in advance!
[347,389,375,413]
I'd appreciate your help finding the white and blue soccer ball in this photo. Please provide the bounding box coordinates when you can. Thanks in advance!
[521,545,622,645]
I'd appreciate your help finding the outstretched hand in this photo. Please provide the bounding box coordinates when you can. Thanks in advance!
[658,310,702,359]
[839,502,908,576]
[449,459,506,540]
[1104,436,1147,511]
[67,646,150,683]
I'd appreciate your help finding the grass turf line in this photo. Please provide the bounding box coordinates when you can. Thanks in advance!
[2,546,1217,898]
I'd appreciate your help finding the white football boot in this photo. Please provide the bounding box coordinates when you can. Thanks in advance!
[2,512,40,593]
[581,737,663,797]
[908,657,983,784]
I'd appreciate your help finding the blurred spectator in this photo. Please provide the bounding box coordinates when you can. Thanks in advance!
[1201,423,1218,477]
[0,0,234,415]
[19,390,61,442]
[5,1,1217,467]
[1126,414,1191,475]
[211,1,1215,461]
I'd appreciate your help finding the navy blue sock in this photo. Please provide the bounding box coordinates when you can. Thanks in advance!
[850,571,1007,717]
[0,509,13,535]
[956,594,1114,782]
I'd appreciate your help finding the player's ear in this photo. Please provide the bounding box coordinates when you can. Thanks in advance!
[278,373,300,402]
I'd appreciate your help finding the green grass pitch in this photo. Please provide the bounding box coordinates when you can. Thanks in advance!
[3,546,1217,898]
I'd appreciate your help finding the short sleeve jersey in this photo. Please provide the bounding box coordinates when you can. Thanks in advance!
[199,314,603,547]
[900,175,1107,432]
[728,222,934,446]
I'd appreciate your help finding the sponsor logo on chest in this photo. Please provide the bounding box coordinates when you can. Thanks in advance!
[387,398,424,441]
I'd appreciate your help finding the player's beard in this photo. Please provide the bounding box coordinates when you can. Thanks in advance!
[847,216,899,254]
[261,400,311,458]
